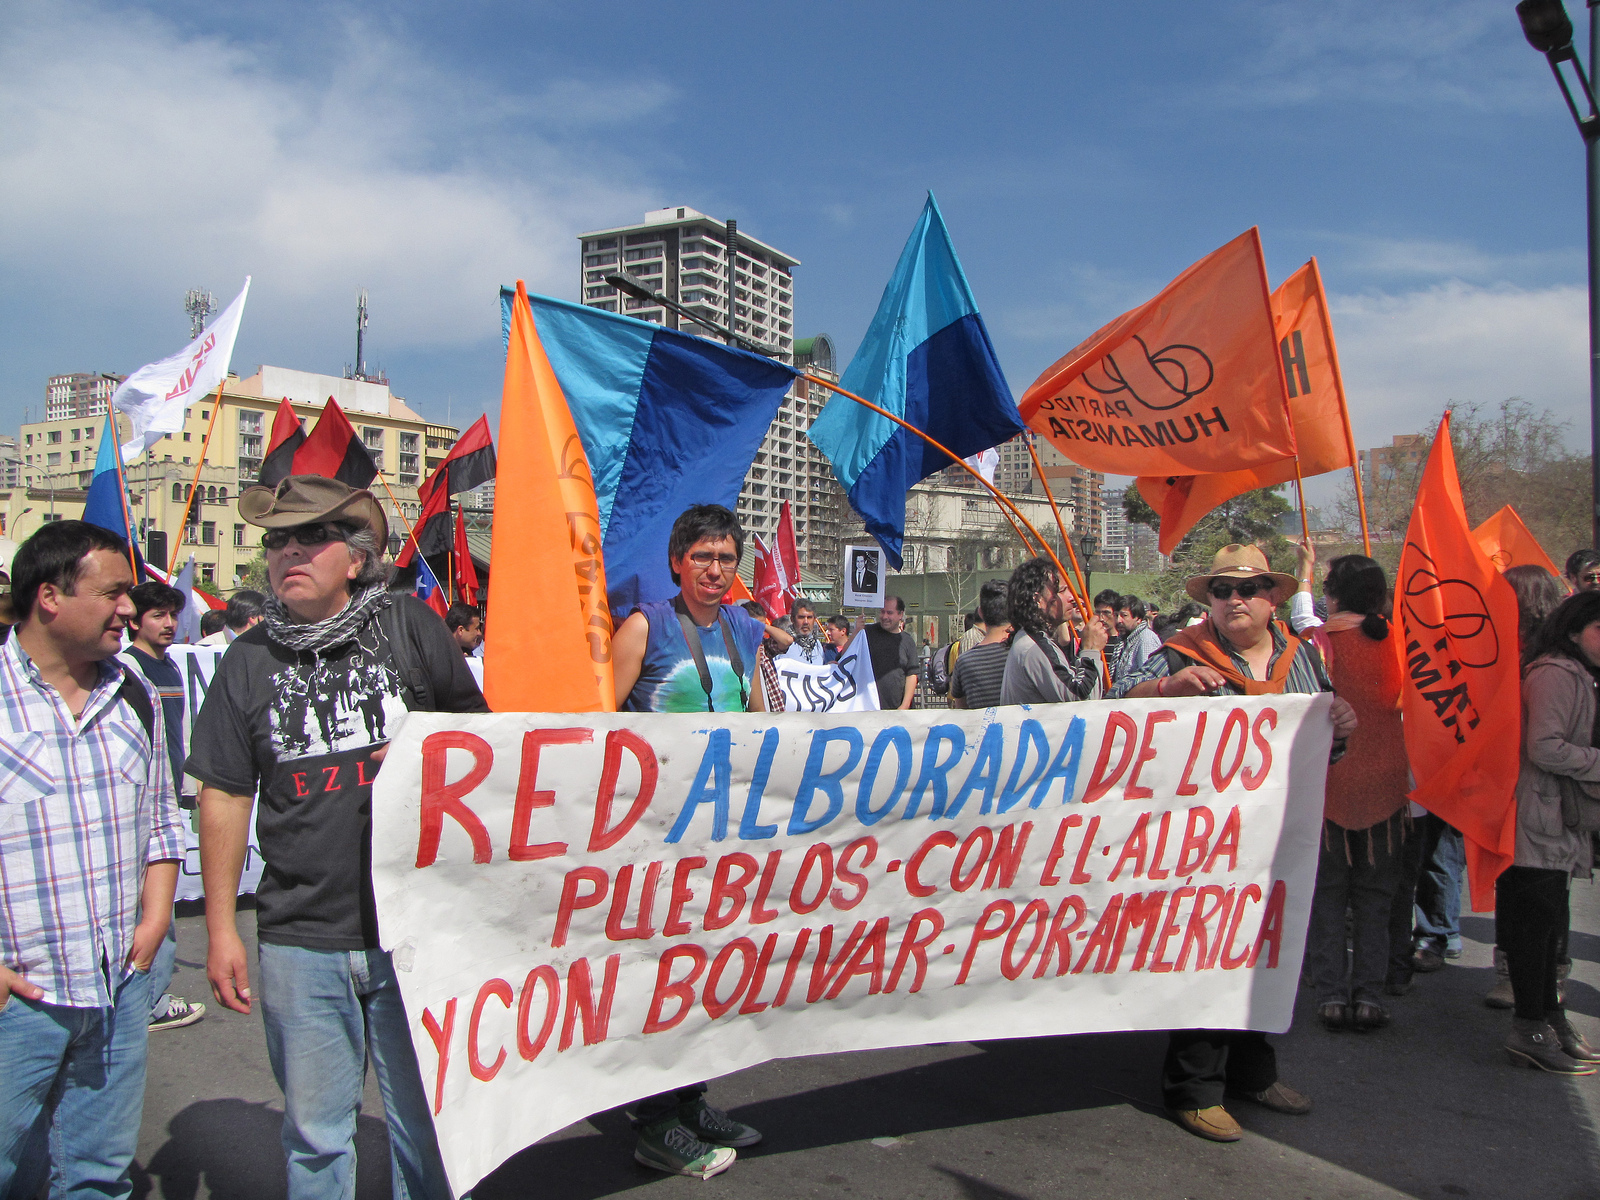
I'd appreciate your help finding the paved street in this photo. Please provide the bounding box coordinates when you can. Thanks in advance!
[133,888,1600,1200]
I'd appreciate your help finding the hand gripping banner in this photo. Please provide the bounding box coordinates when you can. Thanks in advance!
[372,695,1334,1193]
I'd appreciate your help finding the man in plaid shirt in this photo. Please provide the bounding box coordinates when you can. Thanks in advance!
[0,521,184,1196]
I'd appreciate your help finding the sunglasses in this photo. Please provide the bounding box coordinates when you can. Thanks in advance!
[261,523,342,552]
[1208,577,1276,601]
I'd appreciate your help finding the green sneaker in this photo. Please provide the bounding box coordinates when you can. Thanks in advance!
[634,1119,737,1178]
[681,1097,763,1148]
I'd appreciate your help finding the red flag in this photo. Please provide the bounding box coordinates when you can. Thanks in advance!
[1473,505,1564,581]
[752,534,784,621]
[294,398,377,488]
[455,507,480,608]
[775,500,801,613]
[1019,228,1297,479]
[1135,259,1358,552]
[1398,414,1521,911]
[394,480,449,568]
[257,398,305,488]
[419,414,496,506]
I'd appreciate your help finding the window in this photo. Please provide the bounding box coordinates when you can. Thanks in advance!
[47,431,60,444]
[629,260,661,275]
[624,233,660,246]
[46,452,60,466]
[71,429,80,442]
[202,521,216,546]
[234,524,245,546]
[201,564,214,584]
[183,432,191,442]
[398,432,420,486]
[69,451,79,464]
[172,483,183,503]
[84,427,94,439]
[623,247,661,262]
[237,410,263,483]
[24,434,31,447]
[585,286,616,299]
[362,427,384,472]
[583,253,618,267]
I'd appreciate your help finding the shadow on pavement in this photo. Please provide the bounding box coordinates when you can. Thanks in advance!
[133,1098,392,1200]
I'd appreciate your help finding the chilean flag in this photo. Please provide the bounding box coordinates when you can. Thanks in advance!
[414,556,449,617]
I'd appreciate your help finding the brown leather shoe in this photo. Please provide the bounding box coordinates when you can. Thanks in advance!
[1228,1081,1312,1115]
[1172,1105,1242,1142]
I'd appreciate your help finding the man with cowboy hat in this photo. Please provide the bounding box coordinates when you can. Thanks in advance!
[1111,543,1357,1145]
[191,476,485,1200]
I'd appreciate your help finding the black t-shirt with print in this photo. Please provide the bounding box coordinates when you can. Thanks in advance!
[189,600,482,950]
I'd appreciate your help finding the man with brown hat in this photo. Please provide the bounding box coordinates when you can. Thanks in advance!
[1111,543,1357,1145]
[191,476,485,1200]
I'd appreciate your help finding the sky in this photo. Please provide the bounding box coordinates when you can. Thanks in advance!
[0,0,1589,510]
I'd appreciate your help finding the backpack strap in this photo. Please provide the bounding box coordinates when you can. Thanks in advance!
[116,665,157,746]
[671,596,747,712]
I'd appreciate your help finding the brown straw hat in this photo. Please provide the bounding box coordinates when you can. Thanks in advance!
[1184,543,1298,604]
[238,475,389,547]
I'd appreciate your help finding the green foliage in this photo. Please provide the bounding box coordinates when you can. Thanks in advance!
[1126,481,1295,611]
[237,554,269,593]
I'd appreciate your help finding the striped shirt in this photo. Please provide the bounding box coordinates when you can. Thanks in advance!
[949,641,1010,710]
[0,634,184,1008]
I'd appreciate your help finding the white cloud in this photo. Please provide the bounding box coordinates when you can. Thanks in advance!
[1331,279,1588,452]
[0,0,665,397]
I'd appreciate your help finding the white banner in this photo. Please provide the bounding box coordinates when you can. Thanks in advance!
[371,694,1332,1194]
[773,629,879,712]
[114,278,250,464]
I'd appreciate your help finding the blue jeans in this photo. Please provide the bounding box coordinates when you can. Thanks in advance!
[148,922,177,1018]
[1413,815,1465,952]
[0,969,152,1200]
[256,943,449,1200]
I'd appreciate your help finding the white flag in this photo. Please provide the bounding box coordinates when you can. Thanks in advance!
[148,556,211,643]
[114,278,250,465]
[964,446,999,485]
[771,629,880,712]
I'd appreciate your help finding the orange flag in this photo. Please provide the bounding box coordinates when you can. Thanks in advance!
[1135,259,1358,553]
[1018,228,1296,479]
[484,281,614,712]
[1473,505,1564,580]
[724,574,756,604]
[1397,414,1520,911]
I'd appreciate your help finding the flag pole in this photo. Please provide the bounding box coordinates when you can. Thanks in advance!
[168,382,226,575]
[447,500,457,604]
[1022,436,1092,607]
[109,414,141,580]
[1309,259,1371,554]
[1292,456,1311,543]
[802,374,1054,565]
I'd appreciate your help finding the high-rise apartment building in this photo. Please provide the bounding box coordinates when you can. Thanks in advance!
[1031,435,1103,539]
[45,373,120,421]
[575,207,843,571]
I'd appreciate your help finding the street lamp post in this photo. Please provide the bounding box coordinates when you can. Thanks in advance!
[1518,0,1600,548]
[1079,533,1099,600]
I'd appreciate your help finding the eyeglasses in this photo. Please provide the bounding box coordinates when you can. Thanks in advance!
[261,523,340,552]
[1208,577,1276,601]
[686,551,739,569]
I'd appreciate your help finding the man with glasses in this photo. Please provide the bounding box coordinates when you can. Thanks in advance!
[1566,549,1600,593]
[999,557,1108,705]
[1113,544,1356,1145]
[191,476,484,1200]
[610,503,774,1178]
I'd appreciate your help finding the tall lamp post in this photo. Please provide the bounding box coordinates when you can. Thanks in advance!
[1518,0,1600,547]
[1079,533,1099,600]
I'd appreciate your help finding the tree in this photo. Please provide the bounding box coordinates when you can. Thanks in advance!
[1124,482,1294,611]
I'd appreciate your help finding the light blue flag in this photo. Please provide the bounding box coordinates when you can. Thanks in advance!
[807,194,1024,569]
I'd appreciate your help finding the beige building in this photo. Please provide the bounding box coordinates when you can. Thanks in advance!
[9,366,458,591]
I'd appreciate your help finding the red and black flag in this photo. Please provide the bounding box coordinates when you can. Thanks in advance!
[418,414,496,506]
[293,398,378,488]
[257,399,305,488]
[395,478,451,568]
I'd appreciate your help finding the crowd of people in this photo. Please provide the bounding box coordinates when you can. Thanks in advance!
[2,479,1598,1194]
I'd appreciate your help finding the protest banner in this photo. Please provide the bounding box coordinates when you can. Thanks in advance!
[141,645,266,900]
[371,693,1333,1194]
[772,630,879,713]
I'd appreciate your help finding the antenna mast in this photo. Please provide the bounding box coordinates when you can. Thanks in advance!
[184,289,216,339]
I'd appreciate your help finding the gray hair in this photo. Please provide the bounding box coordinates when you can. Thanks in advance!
[339,523,388,588]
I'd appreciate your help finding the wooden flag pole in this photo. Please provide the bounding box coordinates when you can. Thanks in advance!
[447,500,457,604]
[802,374,1060,568]
[1292,456,1312,543]
[167,383,227,575]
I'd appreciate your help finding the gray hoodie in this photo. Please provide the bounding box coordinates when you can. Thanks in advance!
[1516,653,1599,875]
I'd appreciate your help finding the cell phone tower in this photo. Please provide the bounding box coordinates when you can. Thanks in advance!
[184,289,216,339]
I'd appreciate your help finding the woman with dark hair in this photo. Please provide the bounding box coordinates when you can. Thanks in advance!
[1484,565,1572,1007]
[1300,555,1410,1032]
[1496,590,1600,1073]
